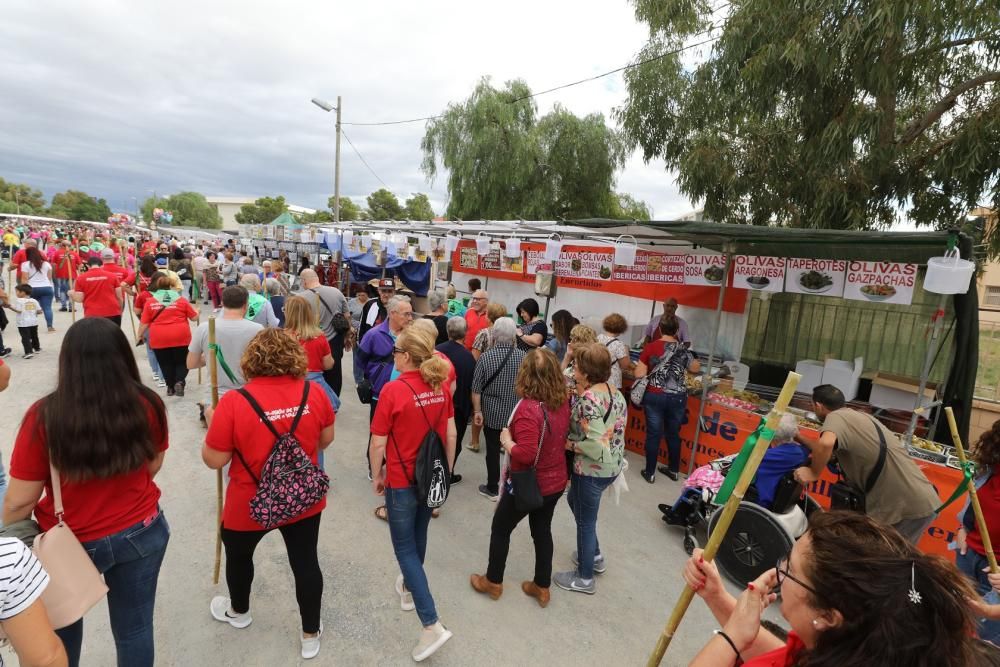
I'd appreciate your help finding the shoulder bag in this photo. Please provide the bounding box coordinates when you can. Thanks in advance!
[310,288,350,335]
[509,404,548,512]
[629,343,683,408]
[356,345,393,404]
[829,417,888,513]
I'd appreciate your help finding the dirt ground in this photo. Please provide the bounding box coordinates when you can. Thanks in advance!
[0,304,758,666]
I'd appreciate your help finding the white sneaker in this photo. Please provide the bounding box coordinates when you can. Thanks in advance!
[300,621,323,660]
[396,573,415,611]
[210,596,252,628]
[156,379,166,387]
[412,622,452,662]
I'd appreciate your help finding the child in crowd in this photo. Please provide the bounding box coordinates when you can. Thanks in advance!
[2,284,42,358]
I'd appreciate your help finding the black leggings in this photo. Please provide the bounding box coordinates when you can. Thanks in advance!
[323,334,345,397]
[453,408,469,470]
[221,513,323,633]
[153,346,189,388]
[486,491,562,588]
[484,427,502,494]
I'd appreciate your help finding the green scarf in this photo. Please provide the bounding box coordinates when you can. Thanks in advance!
[151,289,180,305]
[246,292,267,320]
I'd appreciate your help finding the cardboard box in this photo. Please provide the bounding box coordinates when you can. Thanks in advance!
[869,372,937,412]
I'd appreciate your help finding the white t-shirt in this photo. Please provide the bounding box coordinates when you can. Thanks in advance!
[20,261,52,288]
[0,537,50,665]
[598,333,630,390]
[12,297,40,328]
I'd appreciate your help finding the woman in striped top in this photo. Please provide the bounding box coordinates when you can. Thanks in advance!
[0,537,66,667]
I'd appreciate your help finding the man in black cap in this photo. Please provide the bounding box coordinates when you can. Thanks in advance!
[358,278,394,344]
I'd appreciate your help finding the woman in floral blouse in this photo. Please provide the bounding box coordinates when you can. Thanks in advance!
[552,342,626,596]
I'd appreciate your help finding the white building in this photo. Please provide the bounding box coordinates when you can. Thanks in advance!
[206,196,317,232]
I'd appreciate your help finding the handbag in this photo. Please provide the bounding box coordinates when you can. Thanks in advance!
[509,404,548,512]
[629,344,682,408]
[31,464,109,630]
[829,418,888,513]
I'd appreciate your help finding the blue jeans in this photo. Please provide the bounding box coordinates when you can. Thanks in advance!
[385,486,438,626]
[144,329,161,377]
[643,391,686,475]
[54,277,70,308]
[306,371,340,470]
[567,474,616,579]
[32,284,55,328]
[56,510,170,667]
[957,548,1000,643]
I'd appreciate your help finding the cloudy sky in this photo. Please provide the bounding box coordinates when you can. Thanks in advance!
[0,0,706,219]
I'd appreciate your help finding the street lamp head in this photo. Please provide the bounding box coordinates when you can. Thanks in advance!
[311,98,336,112]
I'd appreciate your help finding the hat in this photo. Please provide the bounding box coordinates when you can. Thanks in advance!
[378,278,395,290]
[101,248,115,260]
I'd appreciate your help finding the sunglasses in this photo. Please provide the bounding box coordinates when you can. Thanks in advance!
[392,346,405,354]
[775,556,819,597]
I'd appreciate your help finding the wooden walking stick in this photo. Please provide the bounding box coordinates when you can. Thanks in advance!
[69,245,78,323]
[208,316,223,584]
[197,315,202,385]
[647,371,802,667]
[946,406,998,573]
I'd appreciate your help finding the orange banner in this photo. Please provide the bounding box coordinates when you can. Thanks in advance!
[626,396,962,557]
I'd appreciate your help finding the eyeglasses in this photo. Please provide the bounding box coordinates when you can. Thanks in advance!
[470,297,486,302]
[398,312,414,318]
[775,556,819,597]
[392,346,404,354]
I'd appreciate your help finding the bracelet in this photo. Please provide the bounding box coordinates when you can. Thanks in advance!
[714,630,743,665]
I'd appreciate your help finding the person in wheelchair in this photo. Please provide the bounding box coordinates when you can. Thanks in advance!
[660,414,809,525]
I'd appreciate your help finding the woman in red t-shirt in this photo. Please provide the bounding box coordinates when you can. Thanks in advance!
[202,328,334,661]
[4,317,170,667]
[683,511,978,667]
[134,268,167,387]
[137,273,198,397]
[469,348,570,608]
[369,327,457,662]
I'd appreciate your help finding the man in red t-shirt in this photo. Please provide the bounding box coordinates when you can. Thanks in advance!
[52,241,80,311]
[70,257,124,325]
[11,238,36,284]
[99,248,135,287]
[464,289,489,349]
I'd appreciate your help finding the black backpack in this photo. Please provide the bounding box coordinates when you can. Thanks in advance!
[390,379,451,508]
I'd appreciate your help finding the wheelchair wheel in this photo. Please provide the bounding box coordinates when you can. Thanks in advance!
[683,532,699,555]
[707,502,793,586]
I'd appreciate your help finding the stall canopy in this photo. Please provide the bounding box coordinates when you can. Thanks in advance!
[270,211,302,229]
[561,218,978,448]
[323,234,431,296]
[564,219,955,264]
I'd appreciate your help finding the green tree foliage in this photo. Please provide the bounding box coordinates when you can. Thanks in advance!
[421,78,644,220]
[0,178,45,213]
[140,192,222,228]
[300,210,334,224]
[609,193,652,221]
[327,196,363,221]
[618,0,1000,251]
[67,196,112,222]
[404,193,436,220]
[235,196,288,225]
[366,188,404,220]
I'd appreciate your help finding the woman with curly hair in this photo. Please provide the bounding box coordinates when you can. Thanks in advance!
[956,417,1000,643]
[202,328,336,660]
[685,511,983,667]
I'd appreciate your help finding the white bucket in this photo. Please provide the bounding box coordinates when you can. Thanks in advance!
[341,230,353,249]
[544,234,562,261]
[361,234,372,249]
[614,235,637,266]
[505,236,521,258]
[476,232,491,256]
[418,234,434,252]
[444,231,461,253]
[924,250,975,295]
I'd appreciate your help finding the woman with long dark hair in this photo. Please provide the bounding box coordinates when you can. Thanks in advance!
[685,511,982,667]
[20,245,55,331]
[4,317,170,667]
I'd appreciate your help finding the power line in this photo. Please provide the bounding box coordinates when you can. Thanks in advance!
[340,22,725,128]
[340,129,389,189]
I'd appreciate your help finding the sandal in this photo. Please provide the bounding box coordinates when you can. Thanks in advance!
[374,505,388,522]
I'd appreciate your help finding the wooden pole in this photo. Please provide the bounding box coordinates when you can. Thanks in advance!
[946,406,998,573]
[646,371,802,667]
[208,317,223,585]
[69,244,78,323]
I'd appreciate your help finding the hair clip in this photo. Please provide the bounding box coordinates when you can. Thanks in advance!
[908,561,922,604]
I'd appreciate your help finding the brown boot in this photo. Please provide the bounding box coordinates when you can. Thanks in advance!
[521,581,550,608]
[470,574,503,600]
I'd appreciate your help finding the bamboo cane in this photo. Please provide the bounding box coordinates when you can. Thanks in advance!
[69,244,78,322]
[647,371,802,667]
[946,407,998,573]
[208,317,223,584]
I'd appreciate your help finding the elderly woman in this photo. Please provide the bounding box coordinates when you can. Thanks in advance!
[470,348,571,608]
[659,414,809,525]
[472,318,527,501]
[515,298,547,351]
[560,324,598,395]
[424,290,449,345]
[239,274,279,328]
[597,313,634,390]
[137,272,199,397]
[553,343,626,595]
[468,302,510,452]
[684,511,982,666]
[264,277,286,327]
[203,328,335,661]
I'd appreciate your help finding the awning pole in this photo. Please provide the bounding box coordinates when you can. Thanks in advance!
[905,293,949,445]
[687,251,732,476]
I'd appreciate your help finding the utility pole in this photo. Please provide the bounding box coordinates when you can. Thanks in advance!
[334,95,342,223]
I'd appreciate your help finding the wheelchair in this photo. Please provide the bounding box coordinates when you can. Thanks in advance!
[661,456,822,585]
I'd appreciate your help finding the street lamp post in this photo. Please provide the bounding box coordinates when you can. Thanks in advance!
[311,97,342,223]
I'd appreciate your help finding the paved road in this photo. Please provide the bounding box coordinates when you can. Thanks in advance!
[1,304,744,666]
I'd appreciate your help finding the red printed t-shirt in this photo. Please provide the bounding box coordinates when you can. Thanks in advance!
[206,376,335,531]
[968,474,1000,556]
[464,309,488,349]
[141,295,197,349]
[73,267,122,317]
[300,335,332,372]
[52,250,80,280]
[102,262,134,287]
[371,370,454,489]
[10,399,168,543]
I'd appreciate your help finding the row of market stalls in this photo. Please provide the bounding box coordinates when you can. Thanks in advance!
[237,217,977,556]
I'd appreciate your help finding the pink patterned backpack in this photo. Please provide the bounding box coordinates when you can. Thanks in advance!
[233,383,330,529]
